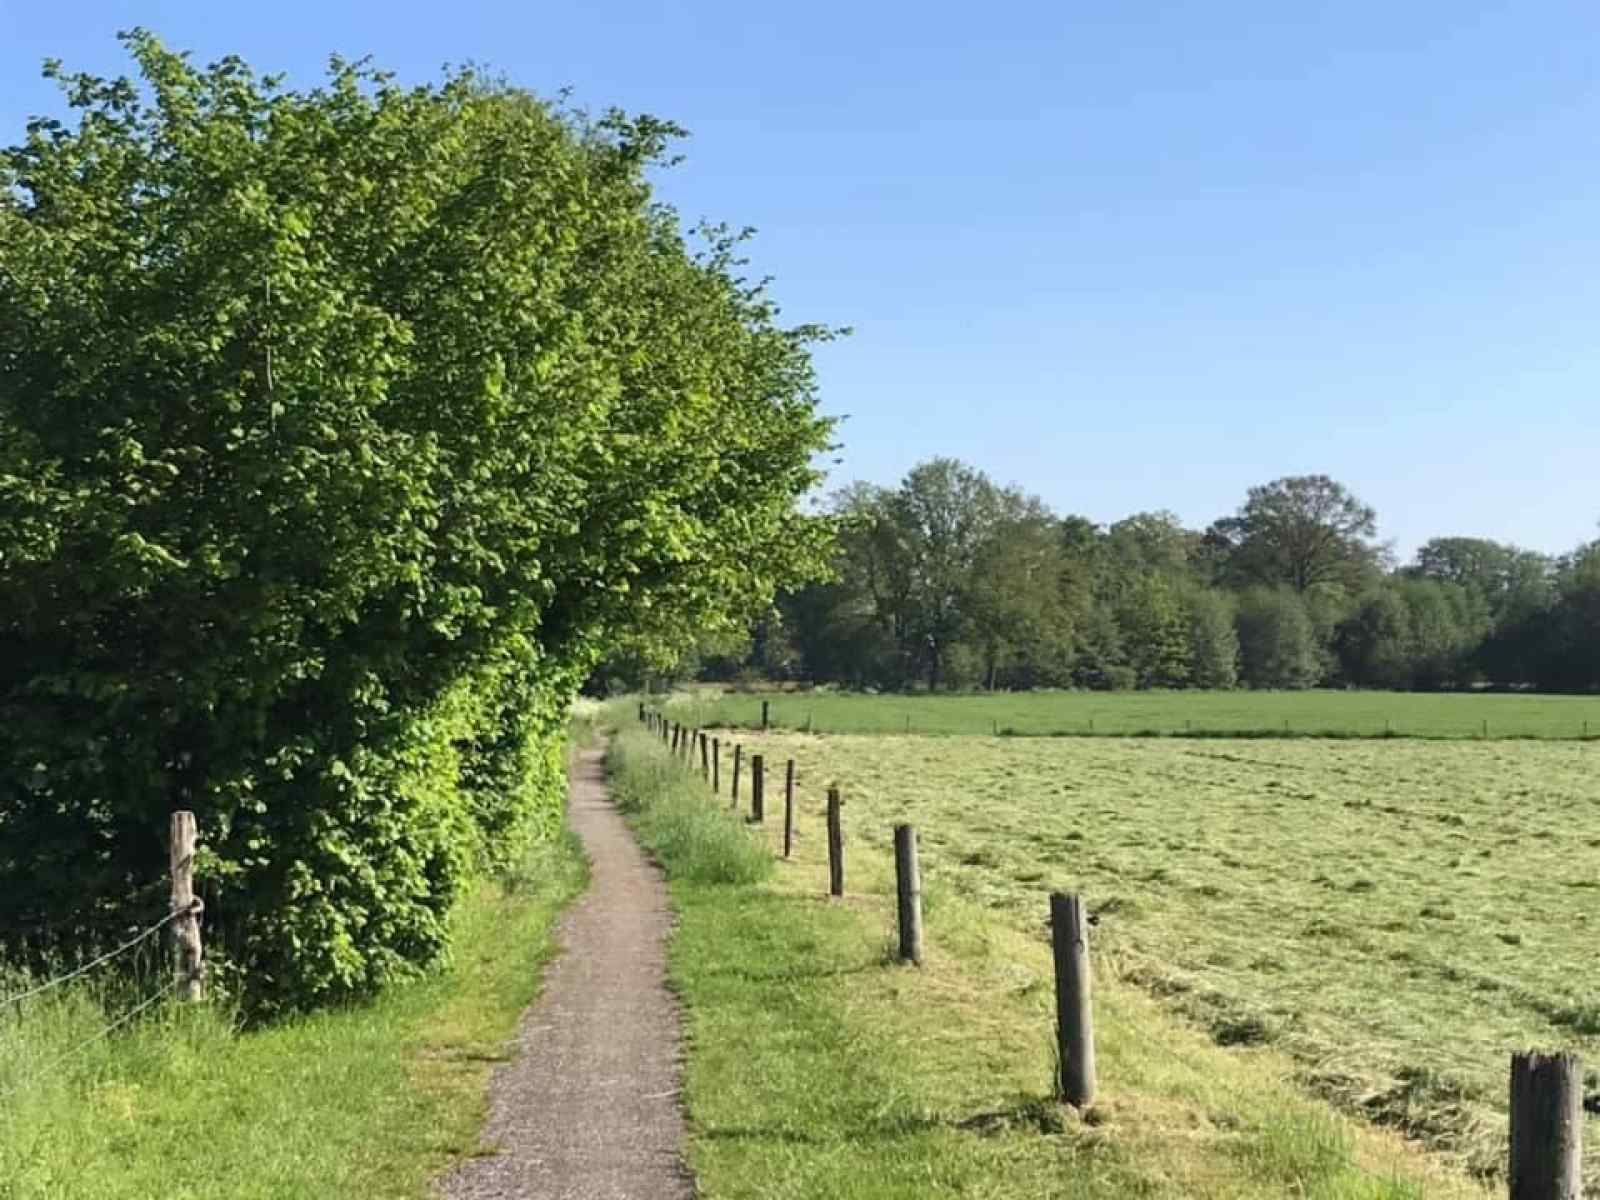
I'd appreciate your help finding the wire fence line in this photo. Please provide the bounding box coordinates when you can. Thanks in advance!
[0,976,181,1103]
[0,903,194,1010]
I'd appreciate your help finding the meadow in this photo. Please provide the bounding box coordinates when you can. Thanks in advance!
[610,723,1490,1199]
[688,718,1600,1189]
[672,688,1600,739]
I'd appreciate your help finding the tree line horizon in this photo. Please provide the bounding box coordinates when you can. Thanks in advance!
[637,459,1600,695]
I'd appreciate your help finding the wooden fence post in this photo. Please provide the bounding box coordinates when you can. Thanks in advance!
[826,787,844,897]
[1050,892,1095,1106]
[671,723,679,754]
[732,745,743,807]
[783,759,796,859]
[638,702,645,723]
[894,824,923,965]
[762,699,770,729]
[751,754,765,822]
[1509,1051,1582,1199]
[700,732,710,779]
[712,738,721,794]
[170,811,204,1003]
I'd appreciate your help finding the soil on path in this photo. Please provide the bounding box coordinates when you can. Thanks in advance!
[437,747,692,1200]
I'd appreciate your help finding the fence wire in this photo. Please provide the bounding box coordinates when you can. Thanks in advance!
[0,975,180,1102]
[0,905,191,1010]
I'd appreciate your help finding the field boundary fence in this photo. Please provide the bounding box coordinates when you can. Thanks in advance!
[684,696,1600,743]
[1,810,207,1097]
[639,704,1589,1198]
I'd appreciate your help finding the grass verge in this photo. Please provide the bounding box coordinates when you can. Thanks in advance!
[608,723,1490,1199]
[0,830,587,1200]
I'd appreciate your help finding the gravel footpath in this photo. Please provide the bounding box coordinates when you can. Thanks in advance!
[436,747,693,1200]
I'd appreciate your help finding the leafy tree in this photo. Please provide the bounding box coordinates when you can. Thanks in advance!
[1210,475,1384,593]
[1408,537,1551,624]
[1114,573,1191,688]
[1185,587,1239,689]
[0,36,835,1011]
[1235,588,1321,689]
[967,495,1075,688]
[1336,588,1414,688]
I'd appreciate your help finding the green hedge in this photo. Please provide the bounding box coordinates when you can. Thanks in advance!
[0,34,833,1013]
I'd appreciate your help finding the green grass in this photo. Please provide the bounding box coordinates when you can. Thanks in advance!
[610,724,1488,1199]
[661,687,1600,740]
[720,727,1600,1190]
[0,831,587,1200]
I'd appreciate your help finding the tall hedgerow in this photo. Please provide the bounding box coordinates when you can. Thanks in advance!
[0,32,836,1013]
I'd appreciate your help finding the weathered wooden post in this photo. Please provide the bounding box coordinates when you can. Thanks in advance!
[783,759,796,859]
[826,787,844,897]
[700,732,710,779]
[638,702,645,723]
[712,737,721,794]
[660,718,668,746]
[1509,1051,1582,1199]
[751,754,765,822]
[671,723,679,754]
[762,700,770,729]
[894,824,923,965]
[1050,892,1095,1106]
[732,745,743,807]
[170,811,204,1003]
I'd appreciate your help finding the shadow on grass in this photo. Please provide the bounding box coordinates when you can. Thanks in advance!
[699,1097,1070,1146]
[698,958,882,984]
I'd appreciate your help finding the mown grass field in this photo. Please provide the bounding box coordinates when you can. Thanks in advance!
[691,721,1600,1190]
[671,688,1600,740]
[611,720,1494,1198]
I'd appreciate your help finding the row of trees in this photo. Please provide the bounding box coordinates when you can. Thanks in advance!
[0,36,834,1012]
[678,460,1599,694]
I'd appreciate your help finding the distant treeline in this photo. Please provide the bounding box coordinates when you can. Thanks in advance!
[623,459,1600,694]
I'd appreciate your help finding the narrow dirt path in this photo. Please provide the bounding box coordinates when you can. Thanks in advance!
[437,747,692,1200]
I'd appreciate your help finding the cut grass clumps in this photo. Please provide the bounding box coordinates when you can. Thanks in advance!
[611,721,1489,1199]
[722,727,1591,1192]
[608,729,772,886]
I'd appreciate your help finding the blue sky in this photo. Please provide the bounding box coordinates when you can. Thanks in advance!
[4,1,1597,557]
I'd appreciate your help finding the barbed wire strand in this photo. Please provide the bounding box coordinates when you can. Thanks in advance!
[0,976,180,1102]
[0,906,190,1009]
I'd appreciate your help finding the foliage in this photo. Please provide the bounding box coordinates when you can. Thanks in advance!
[0,34,835,1011]
[1208,475,1384,593]
[1235,587,1321,689]
[727,455,1597,696]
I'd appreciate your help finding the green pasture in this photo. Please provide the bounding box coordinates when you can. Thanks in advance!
[669,688,1600,740]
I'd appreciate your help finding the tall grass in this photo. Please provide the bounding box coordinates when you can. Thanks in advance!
[607,728,772,886]
[0,830,587,1199]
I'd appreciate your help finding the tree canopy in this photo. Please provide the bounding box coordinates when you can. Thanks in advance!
[638,460,1598,698]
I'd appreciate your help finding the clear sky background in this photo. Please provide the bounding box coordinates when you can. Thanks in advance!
[3,1,1597,558]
